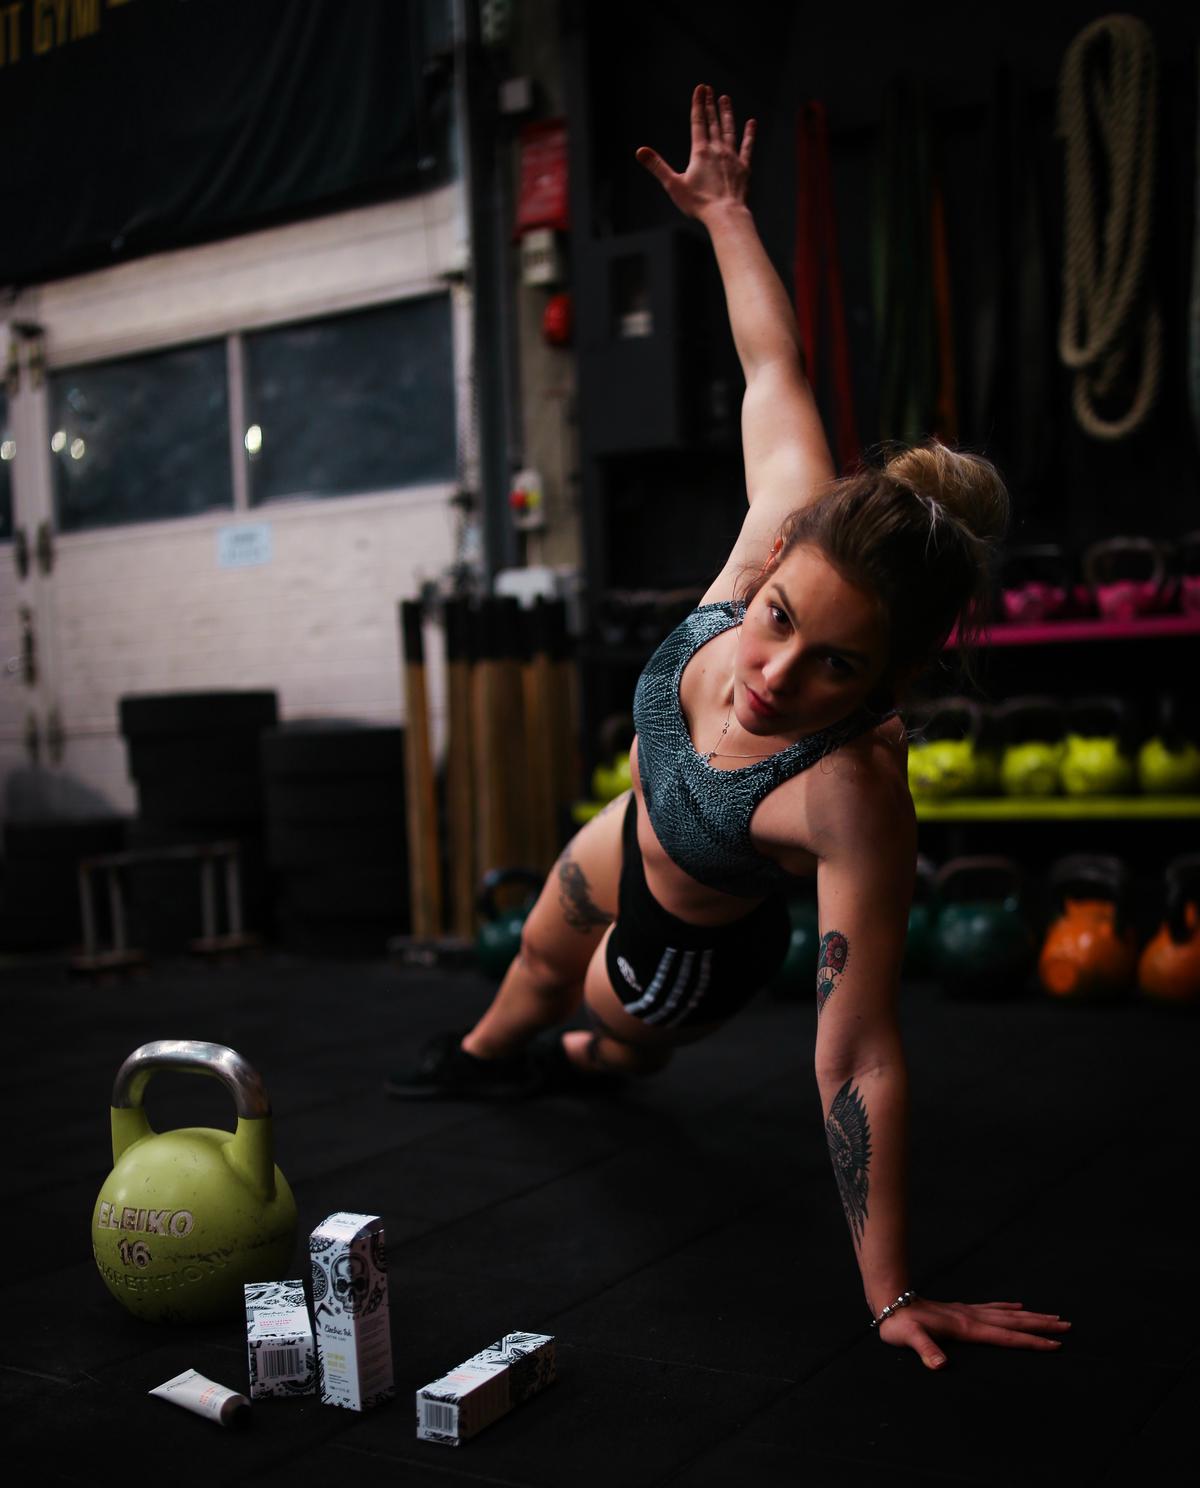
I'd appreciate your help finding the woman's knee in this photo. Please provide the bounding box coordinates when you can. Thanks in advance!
[590,1032,673,1078]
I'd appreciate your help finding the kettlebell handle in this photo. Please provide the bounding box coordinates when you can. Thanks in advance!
[112,1040,271,1118]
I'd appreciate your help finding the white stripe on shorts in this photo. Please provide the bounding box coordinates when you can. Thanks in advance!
[655,948,715,1028]
[622,946,678,1018]
[644,947,697,1025]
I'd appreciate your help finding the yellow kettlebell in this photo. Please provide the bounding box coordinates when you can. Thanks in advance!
[92,1040,298,1324]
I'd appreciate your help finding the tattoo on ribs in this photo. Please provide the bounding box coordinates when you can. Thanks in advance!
[816,930,849,1014]
[557,852,613,932]
[825,1078,871,1246]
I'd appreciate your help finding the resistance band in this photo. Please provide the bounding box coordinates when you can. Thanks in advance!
[794,100,860,471]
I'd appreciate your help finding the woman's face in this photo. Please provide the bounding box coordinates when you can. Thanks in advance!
[733,543,890,738]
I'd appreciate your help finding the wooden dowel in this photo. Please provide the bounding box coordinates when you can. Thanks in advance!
[444,599,477,938]
[401,600,443,937]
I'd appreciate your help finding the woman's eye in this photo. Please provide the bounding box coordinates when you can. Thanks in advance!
[769,605,787,626]
[826,655,854,676]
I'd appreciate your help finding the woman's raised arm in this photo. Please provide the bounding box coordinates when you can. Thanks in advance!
[637,85,836,553]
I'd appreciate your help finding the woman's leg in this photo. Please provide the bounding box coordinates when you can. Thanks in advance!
[460,792,629,1060]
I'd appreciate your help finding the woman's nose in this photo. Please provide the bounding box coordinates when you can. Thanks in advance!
[762,648,801,693]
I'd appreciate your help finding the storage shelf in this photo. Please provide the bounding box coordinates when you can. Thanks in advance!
[947,615,1200,648]
[915,795,1200,821]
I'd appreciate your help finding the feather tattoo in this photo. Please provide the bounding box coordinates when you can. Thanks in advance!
[825,1078,871,1245]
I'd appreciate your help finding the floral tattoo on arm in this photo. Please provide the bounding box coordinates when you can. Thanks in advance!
[816,930,849,1014]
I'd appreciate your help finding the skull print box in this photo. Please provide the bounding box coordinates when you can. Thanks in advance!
[310,1212,394,1411]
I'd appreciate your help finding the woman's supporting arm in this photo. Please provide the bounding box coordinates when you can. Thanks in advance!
[811,780,1072,1366]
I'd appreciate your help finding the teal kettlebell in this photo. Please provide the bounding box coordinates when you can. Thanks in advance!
[767,895,820,998]
[476,867,543,979]
[903,856,939,975]
[933,857,1036,999]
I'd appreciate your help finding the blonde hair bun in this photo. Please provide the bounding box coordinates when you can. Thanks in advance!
[883,438,1010,547]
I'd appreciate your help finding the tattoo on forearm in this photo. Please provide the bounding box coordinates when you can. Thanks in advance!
[825,1078,871,1246]
[816,930,849,1014]
[557,850,613,932]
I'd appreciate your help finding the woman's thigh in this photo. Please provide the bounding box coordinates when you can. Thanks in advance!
[517,790,630,987]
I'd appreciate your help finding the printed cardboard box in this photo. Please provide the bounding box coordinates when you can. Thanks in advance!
[244,1279,316,1399]
[310,1212,393,1411]
[417,1332,556,1445]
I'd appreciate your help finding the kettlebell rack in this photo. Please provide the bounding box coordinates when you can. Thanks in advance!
[72,840,257,973]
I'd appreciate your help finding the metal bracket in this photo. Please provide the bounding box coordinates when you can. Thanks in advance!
[35,521,53,575]
[46,705,65,766]
[24,711,39,766]
[18,606,36,686]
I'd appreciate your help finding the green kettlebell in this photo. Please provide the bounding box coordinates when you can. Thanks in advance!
[1060,697,1136,796]
[767,896,820,998]
[907,698,985,799]
[997,697,1065,798]
[1137,696,1200,793]
[476,867,543,979]
[908,739,977,798]
[92,1041,297,1324]
[933,857,1036,999]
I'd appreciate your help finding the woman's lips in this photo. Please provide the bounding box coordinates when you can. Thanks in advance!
[745,687,779,720]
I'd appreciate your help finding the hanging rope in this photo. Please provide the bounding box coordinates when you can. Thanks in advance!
[1056,13,1161,441]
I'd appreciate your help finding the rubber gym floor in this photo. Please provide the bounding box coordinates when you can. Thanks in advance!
[2,948,1192,1485]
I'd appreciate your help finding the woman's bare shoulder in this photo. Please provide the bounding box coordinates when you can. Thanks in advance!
[751,715,912,866]
[809,716,914,853]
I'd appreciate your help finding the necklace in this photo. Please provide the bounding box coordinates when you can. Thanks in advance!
[704,678,778,762]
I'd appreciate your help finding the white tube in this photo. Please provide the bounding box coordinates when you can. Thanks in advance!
[149,1368,250,1428]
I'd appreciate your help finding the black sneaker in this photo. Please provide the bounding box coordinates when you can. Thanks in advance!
[528,1029,627,1095]
[384,1030,543,1100]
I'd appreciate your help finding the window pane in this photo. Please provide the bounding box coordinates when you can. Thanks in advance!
[0,389,12,542]
[51,343,231,533]
[245,295,456,504]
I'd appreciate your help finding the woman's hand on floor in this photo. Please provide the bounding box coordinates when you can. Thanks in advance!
[636,83,754,222]
[878,1298,1072,1369]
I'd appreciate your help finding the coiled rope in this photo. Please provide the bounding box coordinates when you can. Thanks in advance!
[1056,14,1161,440]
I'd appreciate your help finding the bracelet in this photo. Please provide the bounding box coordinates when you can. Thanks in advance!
[869,1289,917,1328]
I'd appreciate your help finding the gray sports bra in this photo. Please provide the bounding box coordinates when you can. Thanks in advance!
[632,600,894,898]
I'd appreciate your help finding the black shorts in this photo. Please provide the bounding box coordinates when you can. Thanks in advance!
[604,795,791,1031]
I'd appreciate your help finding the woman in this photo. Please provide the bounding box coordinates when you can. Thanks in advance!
[389,85,1070,1370]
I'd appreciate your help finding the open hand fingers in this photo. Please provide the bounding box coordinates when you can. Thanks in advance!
[703,83,720,139]
[958,1319,1065,1350]
[690,83,709,151]
[634,146,674,187]
[718,93,737,148]
[740,116,756,168]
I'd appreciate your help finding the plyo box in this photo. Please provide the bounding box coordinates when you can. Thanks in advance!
[417,1332,556,1446]
[310,1212,394,1411]
[243,1280,316,1399]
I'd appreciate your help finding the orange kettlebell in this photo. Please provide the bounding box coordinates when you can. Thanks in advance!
[1138,855,1200,1005]
[1039,855,1138,1001]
